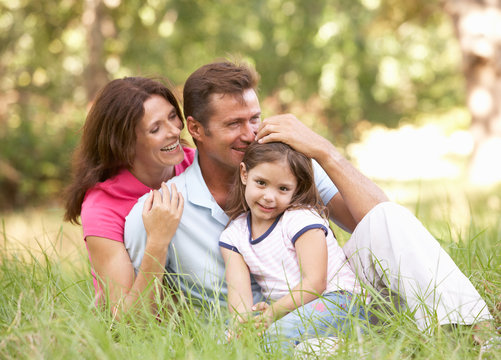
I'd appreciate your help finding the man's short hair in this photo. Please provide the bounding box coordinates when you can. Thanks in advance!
[183,61,259,127]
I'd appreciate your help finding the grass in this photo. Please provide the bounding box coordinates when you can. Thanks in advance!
[0,183,500,359]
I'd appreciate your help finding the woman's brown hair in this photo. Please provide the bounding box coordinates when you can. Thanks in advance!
[63,77,183,224]
[225,142,326,223]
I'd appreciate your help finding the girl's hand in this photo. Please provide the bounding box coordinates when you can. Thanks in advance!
[226,328,237,342]
[254,309,274,330]
[142,183,184,247]
[226,311,253,341]
[228,309,272,340]
[251,302,274,334]
[251,301,270,313]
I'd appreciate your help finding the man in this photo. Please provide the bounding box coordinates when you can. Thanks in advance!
[126,62,341,307]
[125,61,492,335]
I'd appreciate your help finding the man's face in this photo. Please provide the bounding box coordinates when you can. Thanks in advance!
[198,89,261,172]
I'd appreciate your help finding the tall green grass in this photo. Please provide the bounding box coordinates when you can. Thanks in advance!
[1,185,500,359]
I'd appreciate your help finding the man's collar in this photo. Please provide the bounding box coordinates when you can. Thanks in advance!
[186,151,229,226]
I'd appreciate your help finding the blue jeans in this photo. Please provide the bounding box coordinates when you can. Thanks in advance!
[264,291,367,351]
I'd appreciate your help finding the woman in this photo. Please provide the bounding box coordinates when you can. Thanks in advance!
[64,77,195,314]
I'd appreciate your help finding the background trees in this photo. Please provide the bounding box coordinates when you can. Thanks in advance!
[445,0,501,185]
[0,0,497,210]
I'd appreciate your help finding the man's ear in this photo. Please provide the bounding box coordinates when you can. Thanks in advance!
[187,116,204,142]
[240,163,248,185]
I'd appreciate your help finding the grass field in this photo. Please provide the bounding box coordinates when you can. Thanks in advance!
[1,181,500,359]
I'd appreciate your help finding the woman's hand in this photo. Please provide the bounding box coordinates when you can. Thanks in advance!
[86,184,184,318]
[142,182,184,249]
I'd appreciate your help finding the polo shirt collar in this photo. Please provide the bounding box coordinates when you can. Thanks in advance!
[186,151,229,226]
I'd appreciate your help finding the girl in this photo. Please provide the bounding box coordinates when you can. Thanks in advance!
[219,142,367,350]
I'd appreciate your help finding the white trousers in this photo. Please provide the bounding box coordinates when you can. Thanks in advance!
[343,202,493,331]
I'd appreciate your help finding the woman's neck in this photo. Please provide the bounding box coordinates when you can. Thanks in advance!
[129,165,175,189]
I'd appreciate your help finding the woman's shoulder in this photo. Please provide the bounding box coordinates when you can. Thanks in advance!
[85,169,146,200]
[82,169,148,242]
[183,145,196,157]
[82,169,150,215]
[175,146,196,175]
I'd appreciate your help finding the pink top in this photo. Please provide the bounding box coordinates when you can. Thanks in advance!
[81,146,195,298]
[81,146,196,242]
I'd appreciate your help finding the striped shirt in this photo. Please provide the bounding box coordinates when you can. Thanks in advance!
[219,208,360,301]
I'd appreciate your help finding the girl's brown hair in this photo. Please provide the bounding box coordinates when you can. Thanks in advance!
[225,142,326,222]
[63,77,184,224]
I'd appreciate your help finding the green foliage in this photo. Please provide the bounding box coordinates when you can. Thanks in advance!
[0,0,466,208]
[0,96,84,209]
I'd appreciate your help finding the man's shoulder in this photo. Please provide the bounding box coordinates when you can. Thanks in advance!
[166,168,189,188]
[167,160,199,192]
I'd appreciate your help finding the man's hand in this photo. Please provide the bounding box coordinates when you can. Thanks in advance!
[256,114,332,160]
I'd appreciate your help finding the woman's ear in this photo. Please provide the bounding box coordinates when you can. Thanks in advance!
[239,163,248,185]
[187,116,203,142]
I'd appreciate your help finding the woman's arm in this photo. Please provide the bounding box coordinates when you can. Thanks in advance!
[87,183,183,316]
[257,228,328,328]
[220,247,254,320]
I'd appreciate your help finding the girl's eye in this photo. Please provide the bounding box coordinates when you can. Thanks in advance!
[169,112,178,120]
[150,127,159,134]
[256,180,265,186]
[279,186,289,191]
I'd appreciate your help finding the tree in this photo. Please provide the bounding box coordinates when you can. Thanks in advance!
[446,0,501,185]
[1,0,489,209]
[82,0,109,101]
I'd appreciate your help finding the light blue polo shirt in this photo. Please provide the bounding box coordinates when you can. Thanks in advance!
[124,152,338,307]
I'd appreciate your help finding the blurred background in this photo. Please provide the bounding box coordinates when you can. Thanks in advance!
[1,0,500,257]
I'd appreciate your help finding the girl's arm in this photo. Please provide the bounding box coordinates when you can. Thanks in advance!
[87,183,183,317]
[258,228,328,327]
[220,247,254,321]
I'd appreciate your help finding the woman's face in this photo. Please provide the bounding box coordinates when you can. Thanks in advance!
[133,95,184,173]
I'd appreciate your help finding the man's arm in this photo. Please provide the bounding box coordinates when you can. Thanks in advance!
[256,114,389,232]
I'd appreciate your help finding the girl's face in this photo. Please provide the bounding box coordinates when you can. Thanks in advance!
[240,159,298,228]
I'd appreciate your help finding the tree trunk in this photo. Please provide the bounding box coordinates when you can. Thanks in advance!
[446,0,501,185]
[83,0,109,102]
